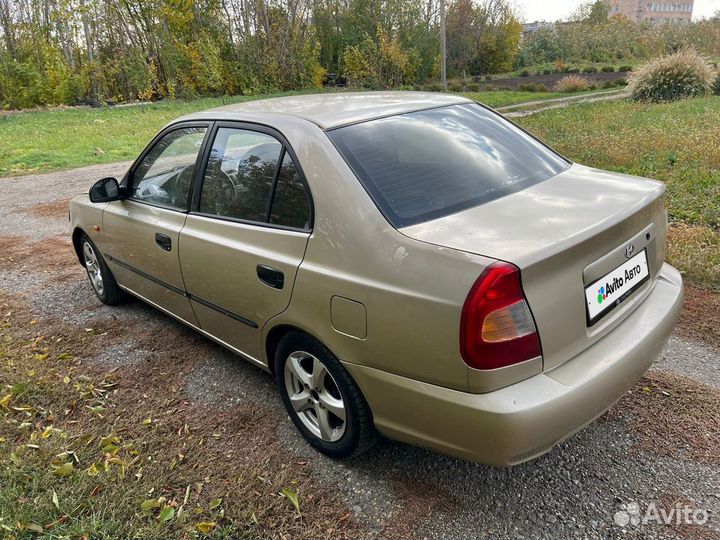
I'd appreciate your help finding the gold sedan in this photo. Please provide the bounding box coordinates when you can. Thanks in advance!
[70,92,683,465]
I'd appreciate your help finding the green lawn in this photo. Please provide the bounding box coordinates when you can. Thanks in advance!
[465,90,570,107]
[515,96,720,229]
[515,96,720,291]
[0,89,601,177]
[0,92,313,177]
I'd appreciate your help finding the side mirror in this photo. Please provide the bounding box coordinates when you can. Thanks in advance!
[89,177,124,203]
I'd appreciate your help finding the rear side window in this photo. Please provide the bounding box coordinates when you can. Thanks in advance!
[328,103,569,228]
[200,129,281,222]
[199,127,311,229]
[270,152,312,229]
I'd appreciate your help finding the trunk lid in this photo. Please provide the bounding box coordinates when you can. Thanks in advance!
[401,164,668,371]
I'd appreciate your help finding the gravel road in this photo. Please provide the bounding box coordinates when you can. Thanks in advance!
[2,164,719,540]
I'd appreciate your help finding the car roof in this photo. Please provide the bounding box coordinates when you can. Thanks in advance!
[178,91,472,130]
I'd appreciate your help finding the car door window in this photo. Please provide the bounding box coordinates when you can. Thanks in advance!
[269,152,311,229]
[200,128,282,222]
[131,127,207,210]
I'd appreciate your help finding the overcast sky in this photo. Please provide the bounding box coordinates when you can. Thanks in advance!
[513,0,720,22]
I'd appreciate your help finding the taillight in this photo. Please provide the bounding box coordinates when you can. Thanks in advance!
[460,262,542,370]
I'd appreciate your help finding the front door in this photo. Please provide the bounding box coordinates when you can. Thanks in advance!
[179,124,313,364]
[102,124,209,324]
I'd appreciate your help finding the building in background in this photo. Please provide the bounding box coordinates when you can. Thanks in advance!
[604,1,694,22]
[521,20,554,36]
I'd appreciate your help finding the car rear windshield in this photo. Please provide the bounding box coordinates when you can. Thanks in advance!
[328,103,570,228]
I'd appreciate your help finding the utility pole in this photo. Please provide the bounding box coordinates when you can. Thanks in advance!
[440,0,447,91]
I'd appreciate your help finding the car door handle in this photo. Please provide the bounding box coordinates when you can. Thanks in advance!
[155,233,172,252]
[257,265,284,289]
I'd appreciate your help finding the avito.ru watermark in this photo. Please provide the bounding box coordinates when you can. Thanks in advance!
[614,500,709,527]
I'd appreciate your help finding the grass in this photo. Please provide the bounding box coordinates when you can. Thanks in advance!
[465,90,572,107]
[667,223,720,292]
[515,95,720,292]
[0,289,361,540]
[515,96,720,229]
[0,90,346,177]
[606,371,720,465]
[0,88,607,177]
[465,88,622,108]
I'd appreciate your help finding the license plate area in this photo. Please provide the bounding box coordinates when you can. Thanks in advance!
[585,249,650,326]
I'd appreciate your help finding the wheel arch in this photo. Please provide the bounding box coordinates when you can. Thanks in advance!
[71,227,87,265]
[265,323,315,377]
[264,323,348,379]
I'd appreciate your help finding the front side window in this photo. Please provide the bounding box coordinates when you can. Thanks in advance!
[200,127,311,229]
[131,127,207,210]
[328,103,570,228]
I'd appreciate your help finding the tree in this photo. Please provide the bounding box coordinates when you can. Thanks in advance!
[446,0,520,76]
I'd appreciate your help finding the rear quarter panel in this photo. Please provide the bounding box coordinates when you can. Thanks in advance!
[260,119,495,391]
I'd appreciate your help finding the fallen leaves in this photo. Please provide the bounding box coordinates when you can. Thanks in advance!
[52,461,74,478]
[0,394,11,410]
[158,506,175,523]
[195,521,217,533]
[141,497,177,524]
[281,487,300,513]
[0,292,362,539]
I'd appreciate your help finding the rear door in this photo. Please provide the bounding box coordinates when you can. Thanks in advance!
[102,123,210,324]
[179,123,313,364]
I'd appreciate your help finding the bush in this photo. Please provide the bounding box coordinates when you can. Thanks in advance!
[583,66,598,73]
[614,77,628,87]
[601,65,615,73]
[567,67,580,73]
[555,75,591,92]
[519,69,530,77]
[543,69,552,75]
[628,48,715,103]
[467,83,480,92]
[448,82,463,92]
[713,74,720,95]
[424,83,442,92]
[601,80,615,89]
[517,82,548,92]
[485,75,492,81]
[618,65,633,72]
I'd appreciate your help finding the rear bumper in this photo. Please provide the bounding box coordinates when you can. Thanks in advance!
[345,263,684,466]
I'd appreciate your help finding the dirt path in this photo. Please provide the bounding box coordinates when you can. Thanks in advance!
[498,90,630,117]
[2,165,719,540]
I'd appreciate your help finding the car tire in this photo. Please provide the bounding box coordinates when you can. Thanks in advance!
[275,331,375,459]
[80,233,122,306]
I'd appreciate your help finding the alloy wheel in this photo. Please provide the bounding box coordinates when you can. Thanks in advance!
[283,350,347,442]
[83,241,104,296]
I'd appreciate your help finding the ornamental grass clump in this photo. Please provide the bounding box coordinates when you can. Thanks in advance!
[554,75,591,93]
[628,48,715,103]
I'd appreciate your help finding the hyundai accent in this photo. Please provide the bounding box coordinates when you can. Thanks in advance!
[69,92,683,465]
